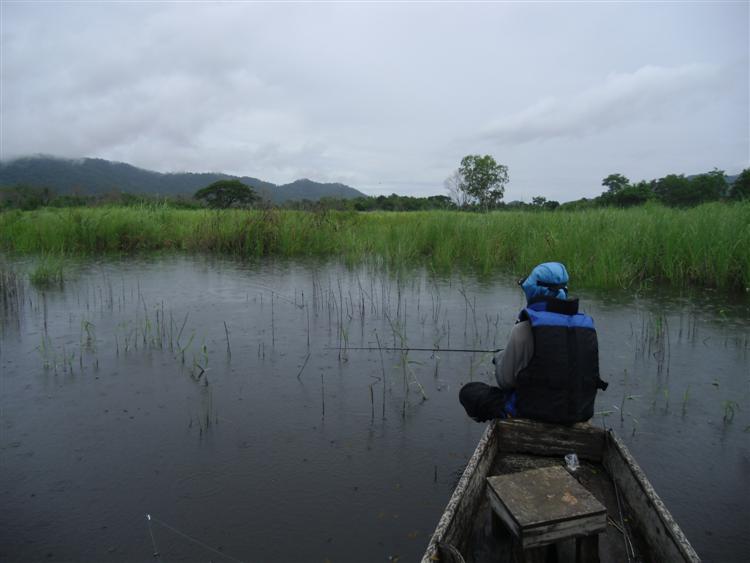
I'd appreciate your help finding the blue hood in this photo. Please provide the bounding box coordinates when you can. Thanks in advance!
[521,262,569,303]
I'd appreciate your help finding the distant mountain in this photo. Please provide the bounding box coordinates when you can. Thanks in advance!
[0,156,366,203]
[277,178,364,202]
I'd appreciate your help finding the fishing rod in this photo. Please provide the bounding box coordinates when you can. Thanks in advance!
[324,346,503,353]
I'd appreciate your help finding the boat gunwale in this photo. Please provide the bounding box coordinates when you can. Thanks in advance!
[604,430,700,562]
[421,420,498,562]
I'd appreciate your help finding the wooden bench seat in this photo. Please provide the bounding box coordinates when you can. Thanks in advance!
[486,465,607,562]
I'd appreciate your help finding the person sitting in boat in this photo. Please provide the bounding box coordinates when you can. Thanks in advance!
[459,261,608,423]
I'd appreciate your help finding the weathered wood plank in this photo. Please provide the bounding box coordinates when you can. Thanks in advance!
[487,466,607,549]
[487,466,606,528]
[603,431,700,562]
[496,418,606,462]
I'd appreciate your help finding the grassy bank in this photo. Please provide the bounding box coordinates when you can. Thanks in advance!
[1,203,748,291]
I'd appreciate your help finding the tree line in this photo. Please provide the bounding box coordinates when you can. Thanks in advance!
[0,186,204,211]
[1,158,748,212]
[295,163,749,212]
[0,181,458,212]
[582,169,749,208]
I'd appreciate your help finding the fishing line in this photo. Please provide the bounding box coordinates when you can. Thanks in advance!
[145,514,162,562]
[242,282,303,309]
[324,346,503,353]
[147,513,246,563]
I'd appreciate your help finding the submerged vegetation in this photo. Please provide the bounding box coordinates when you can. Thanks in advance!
[0,202,748,291]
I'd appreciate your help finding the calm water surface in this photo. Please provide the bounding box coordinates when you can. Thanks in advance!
[1,256,748,562]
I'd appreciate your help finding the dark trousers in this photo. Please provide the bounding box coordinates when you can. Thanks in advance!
[459,382,512,422]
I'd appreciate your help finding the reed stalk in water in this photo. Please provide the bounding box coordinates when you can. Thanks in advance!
[223,321,231,357]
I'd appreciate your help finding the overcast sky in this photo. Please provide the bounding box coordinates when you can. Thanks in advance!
[1,1,747,202]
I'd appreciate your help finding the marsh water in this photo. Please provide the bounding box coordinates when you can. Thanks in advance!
[1,256,748,563]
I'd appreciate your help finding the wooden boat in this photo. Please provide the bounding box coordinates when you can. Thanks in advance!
[422,419,699,562]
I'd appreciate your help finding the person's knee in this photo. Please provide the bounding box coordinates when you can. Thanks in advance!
[459,382,489,405]
[458,382,511,422]
[459,381,488,396]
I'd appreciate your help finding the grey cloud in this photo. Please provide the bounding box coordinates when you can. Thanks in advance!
[1,2,747,200]
[478,64,727,146]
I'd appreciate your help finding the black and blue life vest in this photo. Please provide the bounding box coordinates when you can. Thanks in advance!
[515,297,608,424]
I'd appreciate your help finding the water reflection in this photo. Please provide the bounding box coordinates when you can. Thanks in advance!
[0,255,748,562]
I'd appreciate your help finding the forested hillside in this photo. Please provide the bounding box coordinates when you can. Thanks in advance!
[0,156,365,203]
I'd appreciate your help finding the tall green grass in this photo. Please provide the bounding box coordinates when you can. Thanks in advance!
[1,202,748,291]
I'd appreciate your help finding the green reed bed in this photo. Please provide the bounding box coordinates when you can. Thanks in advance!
[29,254,66,289]
[0,202,748,291]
